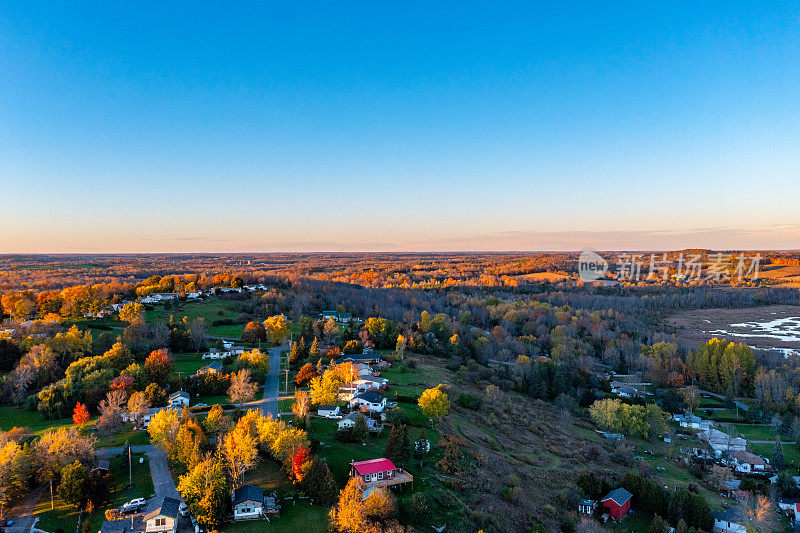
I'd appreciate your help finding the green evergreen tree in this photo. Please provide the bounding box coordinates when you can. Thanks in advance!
[351,413,369,443]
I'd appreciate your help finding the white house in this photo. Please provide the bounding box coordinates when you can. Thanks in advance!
[713,509,746,533]
[353,376,388,391]
[232,485,264,520]
[578,499,597,515]
[349,391,387,413]
[143,496,180,533]
[672,413,710,430]
[610,380,638,398]
[338,412,380,431]
[352,363,373,377]
[730,451,768,473]
[168,391,190,408]
[318,405,340,418]
[187,291,203,299]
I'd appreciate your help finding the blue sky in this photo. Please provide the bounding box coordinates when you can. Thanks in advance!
[1,2,799,252]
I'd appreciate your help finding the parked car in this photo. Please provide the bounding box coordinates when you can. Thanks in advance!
[121,497,146,513]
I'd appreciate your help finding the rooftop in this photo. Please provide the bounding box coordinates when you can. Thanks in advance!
[602,487,632,506]
[351,458,397,476]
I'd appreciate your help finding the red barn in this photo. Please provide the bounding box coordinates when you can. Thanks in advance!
[601,488,632,519]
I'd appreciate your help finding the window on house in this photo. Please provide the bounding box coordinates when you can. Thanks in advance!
[155,517,166,526]
[378,471,383,479]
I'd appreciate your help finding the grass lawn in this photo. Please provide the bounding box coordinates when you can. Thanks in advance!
[173,352,208,378]
[750,442,800,474]
[381,363,426,398]
[34,452,154,532]
[698,395,726,408]
[219,456,328,532]
[701,408,745,422]
[0,406,76,433]
[95,423,151,448]
[145,298,246,338]
[308,416,389,483]
[731,423,780,441]
[221,500,328,532]
[610,513,652,532]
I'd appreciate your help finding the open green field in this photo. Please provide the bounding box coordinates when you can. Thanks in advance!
[96,423,151,448]
[750,442,800,474]
[731,423,781,441]
[0,406,76,433]
[146,298,247,338]
[34,452,154,532]
[174,352,211,378]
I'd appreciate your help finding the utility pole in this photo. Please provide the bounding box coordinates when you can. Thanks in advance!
[129,446,132,486]
[285,368,289,396]
[50,479,54,510]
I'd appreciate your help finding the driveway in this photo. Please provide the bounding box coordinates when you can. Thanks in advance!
[97,445,180,501]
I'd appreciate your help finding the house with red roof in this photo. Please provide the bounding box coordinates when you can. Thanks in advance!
[601,488,632,519]
[350,458,413,489]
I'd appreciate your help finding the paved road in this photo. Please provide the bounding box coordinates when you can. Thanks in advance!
[260,345,284,419]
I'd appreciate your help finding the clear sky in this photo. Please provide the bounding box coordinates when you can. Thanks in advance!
[1,2,799,252]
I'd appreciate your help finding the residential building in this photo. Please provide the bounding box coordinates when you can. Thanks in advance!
[350,391,387,412]
[578,499,597,515]
[730,451,768,473]
[712,508,746,533]
[338,412,381,432]
[168,391,190,408]
[196,361,223,375]
[699,427,746,454]
[143,496,180,533]
[318,405,340,418]
[601,488,632,519]
[232,485,264,520]
[350,458,413,489]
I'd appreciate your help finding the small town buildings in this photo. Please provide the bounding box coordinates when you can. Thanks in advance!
[232,485,264,520]
[217,287,243,293]
[712,508,746,533]
[343,354,383,365]
[699,427,747,454]
[321,310,352,323]
[318,405,340,418]
[168,391,190,408]
[610,381,638,398]
[578,499,597,515]
[143,496,181,533]
[350,458,413,489]
[350,391,387,412]
[140,293,179,304]
[672,412,710,430]
[730,451,768,473]
[196,361,223,375]
[601,488,632,519]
